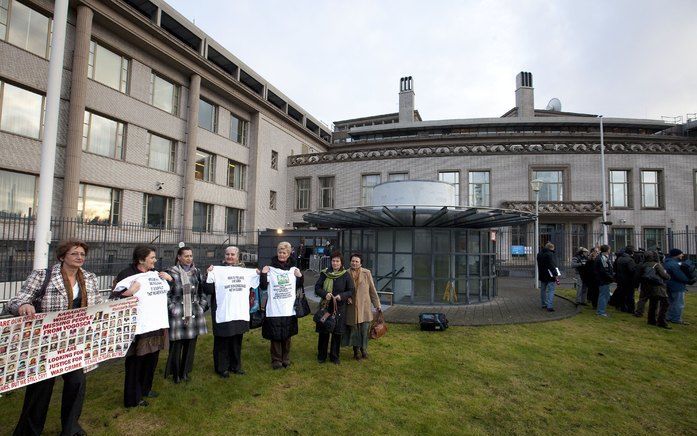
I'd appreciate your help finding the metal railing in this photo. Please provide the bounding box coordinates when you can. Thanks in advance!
[0,216,260,300]
[493,227,696,276]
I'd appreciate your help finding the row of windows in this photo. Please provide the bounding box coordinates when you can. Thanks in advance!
[2,0,251,146]
[609,169,664,209]
[294,169,691,211]
[0,168,245,232]
[295,177,335,210]
[359,171,491,207]
[0,79,252,187]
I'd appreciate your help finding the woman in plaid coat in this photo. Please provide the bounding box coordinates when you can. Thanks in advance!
[164,246,209,383]
[8,239,103,436]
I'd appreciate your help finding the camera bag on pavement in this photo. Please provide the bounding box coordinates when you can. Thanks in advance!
[418,312,449,331]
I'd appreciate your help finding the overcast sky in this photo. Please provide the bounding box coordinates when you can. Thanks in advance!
[167,0,697,127]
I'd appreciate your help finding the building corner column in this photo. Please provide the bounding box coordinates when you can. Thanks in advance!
[61,5,93,224]
[245,112,262,245]
[181,74,201,242]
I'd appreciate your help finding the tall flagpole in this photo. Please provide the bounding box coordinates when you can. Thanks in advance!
[599,116,609,245]
[33,0,69,269]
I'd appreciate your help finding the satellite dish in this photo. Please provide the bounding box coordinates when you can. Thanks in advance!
[546,98,562,111]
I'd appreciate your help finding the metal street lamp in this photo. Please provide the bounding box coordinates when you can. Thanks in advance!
[531,179,543,290]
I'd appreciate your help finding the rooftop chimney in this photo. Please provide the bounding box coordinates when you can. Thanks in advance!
[515,71,534,117]
[399,76,415,123]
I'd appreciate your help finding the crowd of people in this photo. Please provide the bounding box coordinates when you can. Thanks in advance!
[567,244,694,326]
[5,240,382,435]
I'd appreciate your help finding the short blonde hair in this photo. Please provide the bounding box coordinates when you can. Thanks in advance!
[277,241,292,254]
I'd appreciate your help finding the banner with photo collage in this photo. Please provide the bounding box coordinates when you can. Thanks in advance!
[0,298,138,393]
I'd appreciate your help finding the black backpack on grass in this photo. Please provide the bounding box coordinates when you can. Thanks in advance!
[419,312,449,331]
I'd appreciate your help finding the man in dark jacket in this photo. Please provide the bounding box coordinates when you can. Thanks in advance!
[594,244,615,317]
[664,249,691,325]
[537,242,560,312]
[614,246,639,313]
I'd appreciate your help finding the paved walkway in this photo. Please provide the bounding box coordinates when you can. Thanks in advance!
[302,271,578,326]
[381,277,578,326]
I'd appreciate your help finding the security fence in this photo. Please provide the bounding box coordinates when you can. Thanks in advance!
[0,216,260,300]
[494,226,697,276]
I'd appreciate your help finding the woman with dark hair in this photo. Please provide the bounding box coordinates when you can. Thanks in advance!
[8,239,103,436]
[112,245,172,408]
[314,251,355,364]
[346,253,381,360]
[259,241,303,369]
[164,246,208,383]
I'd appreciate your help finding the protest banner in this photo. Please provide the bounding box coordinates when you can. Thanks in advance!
[0,298,138,393]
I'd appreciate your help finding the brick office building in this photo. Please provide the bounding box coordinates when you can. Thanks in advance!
[288,74,697,268]
[0,0,330,251]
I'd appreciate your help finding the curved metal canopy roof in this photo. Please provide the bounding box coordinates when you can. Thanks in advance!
[303,205,535,229]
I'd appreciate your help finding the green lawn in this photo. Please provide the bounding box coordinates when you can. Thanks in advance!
[1,293,695,435]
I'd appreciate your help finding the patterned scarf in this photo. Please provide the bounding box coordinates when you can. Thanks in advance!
[322,268,347,295]
[175,264,196,321]
[61,267,86,309]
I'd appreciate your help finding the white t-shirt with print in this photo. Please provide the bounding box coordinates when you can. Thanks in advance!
[113,271,169,334]
[207,266,260,323]
[266,267,298,318]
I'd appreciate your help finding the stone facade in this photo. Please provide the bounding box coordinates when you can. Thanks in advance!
[0,0,329,244]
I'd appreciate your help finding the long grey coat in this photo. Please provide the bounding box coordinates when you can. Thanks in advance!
[166,265,209,341]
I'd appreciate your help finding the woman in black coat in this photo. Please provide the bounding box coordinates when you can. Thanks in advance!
[314,251,355,364]
[582,248,600,308]
[259,241,303,370]
[112,244,172,408]
[206,246,249,378]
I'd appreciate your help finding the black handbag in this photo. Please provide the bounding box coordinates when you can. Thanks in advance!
[294,290,311,318]
[313,297,337,333]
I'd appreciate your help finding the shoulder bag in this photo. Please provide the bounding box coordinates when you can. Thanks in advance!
[294,289,311,318]
[313,296,337,333]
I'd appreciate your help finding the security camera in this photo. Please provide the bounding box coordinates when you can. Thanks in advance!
[156,182,164,190]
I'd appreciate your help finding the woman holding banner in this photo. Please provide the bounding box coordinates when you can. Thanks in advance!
[206,246,254,378]
[259,241,303,370]
[164,246,208,383]
[8,239,103,436]
[112,245,172,408]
